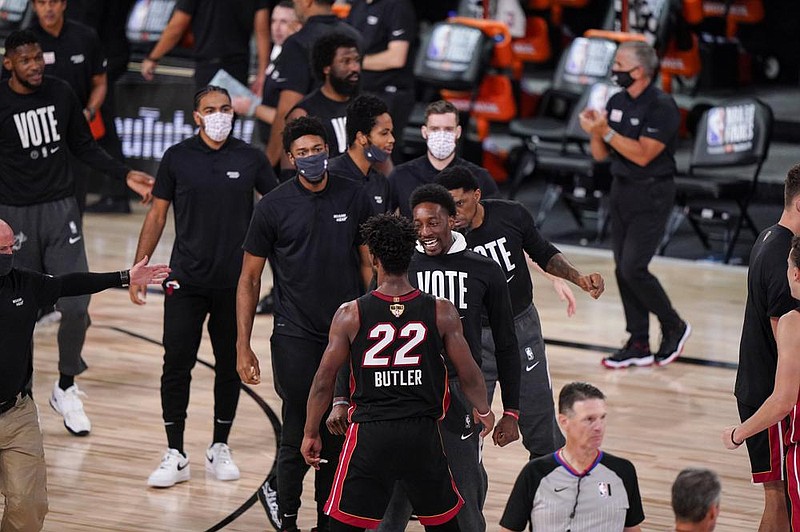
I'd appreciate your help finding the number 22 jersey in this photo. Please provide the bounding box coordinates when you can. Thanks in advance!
[348,289,449,423]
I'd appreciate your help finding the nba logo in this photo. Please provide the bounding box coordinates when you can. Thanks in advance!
[706,107,726,147]
[597,482,611,498]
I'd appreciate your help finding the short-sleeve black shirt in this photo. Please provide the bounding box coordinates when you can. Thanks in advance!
[0,269,61,403]
[735,224,799,407]
[153,135,277,288]
[0,77,128,206]
[328,151,390,214]
[346,0,417,91]
[463,200,560,316]
[388,155,500,218]
[176,0,270,60]
[243,174,372,341]
[28,19,106,106]
[292,88,350,154]
[272,15,363,96]
[605,83,679,180]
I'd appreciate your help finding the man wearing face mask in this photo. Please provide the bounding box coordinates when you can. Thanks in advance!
[328,95,393,214]
[130,86,277,488]
[0,216,170,532]
[387,100,499,219]
[579,41,690,370]
[237,116,373,532]
[285,32,362,159]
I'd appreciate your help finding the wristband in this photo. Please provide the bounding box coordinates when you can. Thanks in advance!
[731,427,743,446]
[332,400,349,408]
[84,106,96,121]
[602,129,616,143]
[503,410,520,421]
[477,410,492,418]
[120,269,130,287]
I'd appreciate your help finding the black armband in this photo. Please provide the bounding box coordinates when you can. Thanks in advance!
[120,270,130,287]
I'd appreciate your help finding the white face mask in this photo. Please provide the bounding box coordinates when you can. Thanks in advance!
[201,112,233,142]
[426,130,457,160]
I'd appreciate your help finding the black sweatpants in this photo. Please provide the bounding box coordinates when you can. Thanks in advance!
[609,178,681,339]
[270,333,343,526]
[161,282,240,425]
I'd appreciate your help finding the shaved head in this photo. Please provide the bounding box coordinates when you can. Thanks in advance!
[0,219,15,255]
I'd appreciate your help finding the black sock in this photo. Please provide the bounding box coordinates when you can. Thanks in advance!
[165,421,185,455]
[58,374,75,390]
[213,419,233,444]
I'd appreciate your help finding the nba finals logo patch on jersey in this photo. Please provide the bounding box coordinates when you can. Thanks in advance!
[389,303,404,318]
[597,482,612,498]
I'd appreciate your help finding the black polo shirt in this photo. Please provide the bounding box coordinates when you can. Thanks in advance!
[176,0,270,61]
[346,0,417,92]
[407,232,520,410]
[292,88,350,154]
[463,199,559,317]
[388,155,500,218]
[735,224,799,408]
[272,14,363,96]
[0,77,129,206]
[0,268,124,403]
[153,135,277,288]
[27,19,106,106]
[605,83,680,181]
[243,174,373,341]
[328,151,390,214]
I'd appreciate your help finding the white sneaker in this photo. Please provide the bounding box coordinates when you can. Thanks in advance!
[50,382,91,436]
[205,443,240,481]
[148,449,190,488]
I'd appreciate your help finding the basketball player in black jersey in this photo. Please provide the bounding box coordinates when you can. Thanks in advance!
[302,214,494,531]
[437,167,604,460]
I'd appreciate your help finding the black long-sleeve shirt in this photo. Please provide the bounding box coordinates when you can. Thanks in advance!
[407,232,520,410]
[0,76,129,206]
[0,269,126,403]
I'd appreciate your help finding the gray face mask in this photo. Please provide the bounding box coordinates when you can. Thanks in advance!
[364,143,390,164]
[0,253,14,277]
[295,151,328,183]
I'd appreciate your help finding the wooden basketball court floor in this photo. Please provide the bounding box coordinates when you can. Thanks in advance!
[3,209,768,531]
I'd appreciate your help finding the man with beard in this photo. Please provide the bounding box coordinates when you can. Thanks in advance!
[388,100,499,219]
[0,30,154,438]
[285,32,361,157]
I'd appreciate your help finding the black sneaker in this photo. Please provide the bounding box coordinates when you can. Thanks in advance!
[602,339,654,369]
[655,320,692,366]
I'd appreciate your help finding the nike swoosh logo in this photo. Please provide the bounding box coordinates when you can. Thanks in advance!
[554,487,568,492]
[51,146,60,153]
[68,236,82,244]
[459,315,465,320]
[506,275,515,283]
[392,29,405,37]
[177,462,188,471]
[460,432,473,440]
[526,362,540,372]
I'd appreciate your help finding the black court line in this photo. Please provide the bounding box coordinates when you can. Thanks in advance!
[102,326,281,531]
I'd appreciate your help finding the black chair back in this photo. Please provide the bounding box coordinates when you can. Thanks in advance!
[413,20,494,91]
[690,98,773,170]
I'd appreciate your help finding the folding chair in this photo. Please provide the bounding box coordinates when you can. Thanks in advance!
[525,81,621,238]
[659,97,773,263]
[506,36,618,198]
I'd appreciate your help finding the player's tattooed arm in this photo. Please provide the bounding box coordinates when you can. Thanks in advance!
[545,253,605,299]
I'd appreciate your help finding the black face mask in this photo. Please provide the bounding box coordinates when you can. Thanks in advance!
[610,68,636,89]
[295,151,328,183]
[0,253,14,277]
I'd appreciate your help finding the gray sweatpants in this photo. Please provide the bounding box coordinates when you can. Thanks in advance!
[481,304,564,459]
[0,197,90,376]
[377,379,488,531]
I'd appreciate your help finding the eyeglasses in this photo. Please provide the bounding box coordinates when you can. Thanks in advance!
[565,474,585,532]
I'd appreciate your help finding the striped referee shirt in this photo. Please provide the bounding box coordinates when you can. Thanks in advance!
[501,449,644,531]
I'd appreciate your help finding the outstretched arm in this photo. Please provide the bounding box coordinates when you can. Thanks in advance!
[302,302,358,468]
[58,257,170,298]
